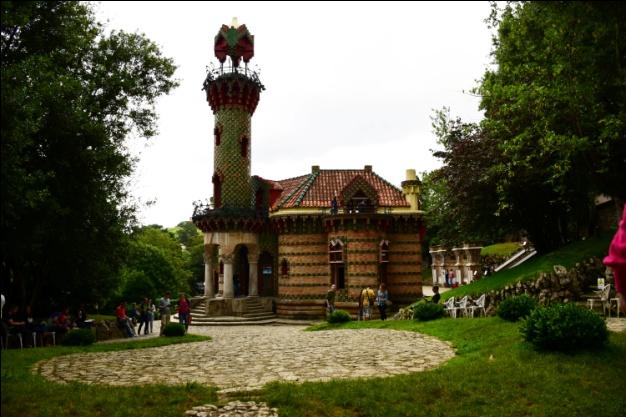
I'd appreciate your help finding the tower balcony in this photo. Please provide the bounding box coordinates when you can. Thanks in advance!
[192,201,268,233]
[203,64,265,115]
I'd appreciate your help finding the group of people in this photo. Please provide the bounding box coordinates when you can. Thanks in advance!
[115,292,192,338]
[325,283,390,321]
[1,303,91,347]
[115,298,156,338]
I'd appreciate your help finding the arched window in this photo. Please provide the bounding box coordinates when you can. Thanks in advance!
[212,172,222,208]
[240,136,249,158]
[329,239,345,289]
[379,240,389,284]
[380,240,390,263]
[214,125,221,146]
[329,239,344,263]
[280,258,290,276]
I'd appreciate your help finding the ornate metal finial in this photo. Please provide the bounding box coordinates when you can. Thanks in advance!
[214,20,254,68]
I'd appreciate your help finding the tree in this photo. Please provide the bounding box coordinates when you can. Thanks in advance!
[172,221,205,292]
[478,1,626,252]
[116,226,191,306]
[423,109,512,248]
[1,2,177,312]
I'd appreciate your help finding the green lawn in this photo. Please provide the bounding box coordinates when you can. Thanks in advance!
[258,319,626,417]
[3,318,625,417]
[481,242,521,257]
[442,234,613,300]
[1,335,216,417]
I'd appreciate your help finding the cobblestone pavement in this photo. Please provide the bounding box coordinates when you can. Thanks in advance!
[37,325,455,392]
[607,318,626,332]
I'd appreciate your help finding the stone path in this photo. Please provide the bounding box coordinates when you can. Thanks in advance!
[606,317,626,333]
[37,325,455,392]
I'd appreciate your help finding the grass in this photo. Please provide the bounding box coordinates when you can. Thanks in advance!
[442,234,613,300]
[1,334,216,417]
[260,319,626,417]
[480,242,521,257]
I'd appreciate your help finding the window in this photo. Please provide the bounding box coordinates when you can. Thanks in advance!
[212,173,222,208]
[240,136,249,158]
[214,125,221,146]
[347,190,373,213]
[329,239,345,289]
[329,239,344,263]
[380,240,390,263]
[280,258,289,276]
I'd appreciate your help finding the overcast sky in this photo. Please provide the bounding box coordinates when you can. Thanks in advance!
[95,1,494,228]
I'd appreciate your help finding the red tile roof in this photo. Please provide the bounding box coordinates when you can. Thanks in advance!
[268,169,409,210]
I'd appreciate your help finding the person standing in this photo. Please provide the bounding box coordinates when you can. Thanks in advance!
[360,286,376,320]
[604,205,626,314]
[148,298,156,334]
[177,293,190,333]
[376,283,389,321]
[159,291,171,336]
[326,284,337,316]
[137,298,150,335]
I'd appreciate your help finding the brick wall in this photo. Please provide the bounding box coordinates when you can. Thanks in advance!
[275,229,423,318]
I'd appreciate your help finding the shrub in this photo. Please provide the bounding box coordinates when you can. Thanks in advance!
[521,303,608,351]
[413,302,445,321]
[497,294,536,321]
[328,309,351,323]
[163,322,186,337]
[61,328,96,346]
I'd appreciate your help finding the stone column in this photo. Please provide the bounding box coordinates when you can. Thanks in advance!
[220,251,234,299]
[203,254,214,298]
[248,261,259,297]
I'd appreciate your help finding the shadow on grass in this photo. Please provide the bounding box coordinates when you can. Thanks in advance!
[1,335,217,417]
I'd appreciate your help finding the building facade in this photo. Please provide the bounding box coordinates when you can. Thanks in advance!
[193,21,425,319]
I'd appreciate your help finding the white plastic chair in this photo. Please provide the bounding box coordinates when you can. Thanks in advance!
[456,296,469,318]
[587,284,611,316]
[469,294,486,318]
[444,297,458,318]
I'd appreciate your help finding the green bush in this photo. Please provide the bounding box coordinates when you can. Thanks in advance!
[413,302,445,321]
[61,328,96,346]
[163,322,186,337]
[497,294,536,321]
[328,309,351,323]
[521,303,608,351]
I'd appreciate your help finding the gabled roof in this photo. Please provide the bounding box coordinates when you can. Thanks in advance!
[268,169,409,210]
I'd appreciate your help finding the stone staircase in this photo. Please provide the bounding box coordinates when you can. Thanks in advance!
[186,297,278,326]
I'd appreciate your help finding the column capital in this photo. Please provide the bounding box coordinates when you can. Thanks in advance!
[219,253,234,264]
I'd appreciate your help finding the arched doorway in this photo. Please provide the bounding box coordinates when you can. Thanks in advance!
[258,251,275,296]
[233,245,249,297]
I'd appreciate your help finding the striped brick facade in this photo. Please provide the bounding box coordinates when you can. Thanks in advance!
[275,229,422,319]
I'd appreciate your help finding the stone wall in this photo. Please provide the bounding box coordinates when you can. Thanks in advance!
[483,257,606,314]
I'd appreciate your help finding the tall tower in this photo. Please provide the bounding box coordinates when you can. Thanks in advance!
[204,19,264,209]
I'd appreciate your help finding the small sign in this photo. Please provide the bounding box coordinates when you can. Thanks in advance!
[262,266,272,275]
[597,278,605,289]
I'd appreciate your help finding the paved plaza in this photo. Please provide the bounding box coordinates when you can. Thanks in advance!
[37,325,455,392]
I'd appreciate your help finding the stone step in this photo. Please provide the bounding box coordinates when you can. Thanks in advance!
[242,312,276,319]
